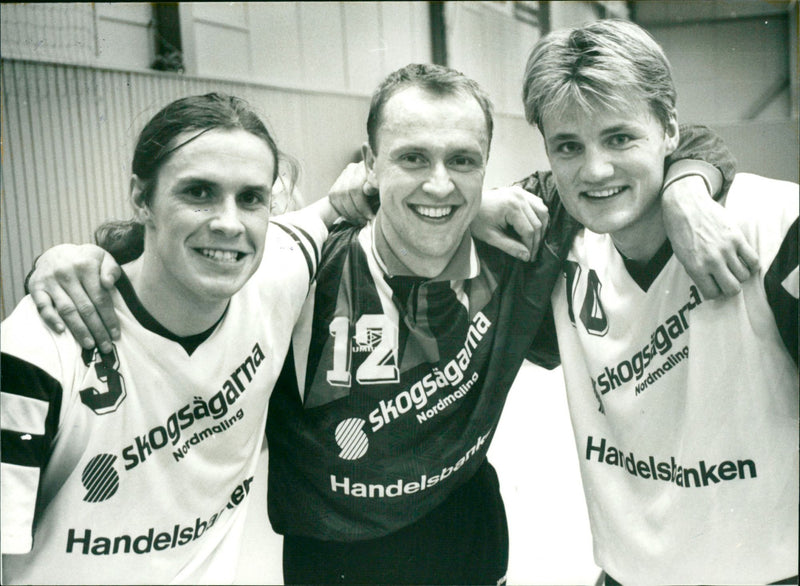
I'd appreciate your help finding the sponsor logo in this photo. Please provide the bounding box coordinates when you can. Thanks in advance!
[335,418,369,460]
[64,477,254,555]
[81,453,119,503]
[367,311,491,432]
[80,344,263,505]
[585,435,757,487]
[589,285,703,411]
[122,343,264,471]
[330,430,492,498]
[331,312,492,461]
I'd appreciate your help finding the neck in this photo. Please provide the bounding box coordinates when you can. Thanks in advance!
[373,215,451,278]
[124,257,228,336]
[610,204,667,263]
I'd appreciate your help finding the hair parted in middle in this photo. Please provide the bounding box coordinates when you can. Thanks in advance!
[96,93,291,263]
[366,63,495,154]
[522,19,677,134]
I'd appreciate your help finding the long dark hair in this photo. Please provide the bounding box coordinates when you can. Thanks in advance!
[96,93,292,263]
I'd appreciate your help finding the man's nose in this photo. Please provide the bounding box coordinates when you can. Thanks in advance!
[208,196,245,236]
[579,146,614,183]
[423,162,455,198]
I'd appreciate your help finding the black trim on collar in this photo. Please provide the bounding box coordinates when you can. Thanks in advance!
[116,271,226,355]
[619,239,674,292]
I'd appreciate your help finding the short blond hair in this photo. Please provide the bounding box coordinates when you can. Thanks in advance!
[522,19,677,133]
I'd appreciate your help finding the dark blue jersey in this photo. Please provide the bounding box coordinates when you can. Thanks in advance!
[267,221,569,541]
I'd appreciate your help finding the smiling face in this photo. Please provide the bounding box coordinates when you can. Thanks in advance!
[542,99,679,257]
[364,86,489,277]
[134,128,274,312]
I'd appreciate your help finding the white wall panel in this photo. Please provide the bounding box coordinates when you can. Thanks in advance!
[379,2,426,71]
[297,3,348,90]
[193,21,252,79]
[342,2,384,94]
[191,2,249,28]
[186,2,431,94]
[446,2,540,116]
[550,1,598,30]
[95,20,154,70]
[0,3,96,65]
[248,3,304,86]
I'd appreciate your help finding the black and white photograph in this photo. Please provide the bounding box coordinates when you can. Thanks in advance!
[1,2,797,584]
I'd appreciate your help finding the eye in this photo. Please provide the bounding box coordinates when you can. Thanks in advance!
[449,155,480,171]
[184,184,213,200]
[554,141,582,156]
[607,133,633,148]
[398,153,427,168]
[238,189,268,208]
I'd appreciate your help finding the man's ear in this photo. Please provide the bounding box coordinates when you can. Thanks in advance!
[362,142,378,190]
[664,109,680,155]
[129,175,152,226]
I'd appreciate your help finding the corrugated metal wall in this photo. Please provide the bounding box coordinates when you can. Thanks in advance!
[0,59,374,319]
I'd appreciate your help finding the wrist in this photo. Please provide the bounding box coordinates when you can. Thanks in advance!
[662,159,722,199]
[662,174,710,206]
[662,170,711,197]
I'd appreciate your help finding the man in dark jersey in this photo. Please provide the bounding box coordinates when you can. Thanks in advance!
[26,65,744,584]
[265,63,738,585]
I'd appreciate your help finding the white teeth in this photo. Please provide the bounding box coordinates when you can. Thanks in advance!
[412,205,453,218]
[200,249,240,263]
[585,187,625,198]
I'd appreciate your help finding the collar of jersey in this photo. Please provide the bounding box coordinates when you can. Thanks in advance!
[115,269,227,355]
[617,238,674,292]
[362,219,480,282]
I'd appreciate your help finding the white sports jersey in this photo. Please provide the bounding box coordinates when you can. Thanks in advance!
[0,210,326,584]
[552,173,799,585]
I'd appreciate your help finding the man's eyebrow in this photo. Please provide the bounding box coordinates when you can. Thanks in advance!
[173,177,270,191]
[173,177,214,188]
[451,144,484,153]
[600,123,639,136]
[547,131,579,142]
[386,142,427,155]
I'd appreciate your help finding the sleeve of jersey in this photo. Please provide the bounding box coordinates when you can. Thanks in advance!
[765,215,799,366]
[267,207,328,284]
[1,299,66,554]
[514,170,560,212]
[515,170,582,254]
[667,124,737,198]
[525,304,561,369]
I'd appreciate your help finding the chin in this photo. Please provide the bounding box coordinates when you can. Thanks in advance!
[578,212,629,236]
[197,279,249,302]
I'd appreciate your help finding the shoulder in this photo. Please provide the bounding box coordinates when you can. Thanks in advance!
[267,206,330,268]
[725,174,798,245]
[728,173,800,205]
[319,222,365,266]
[270,205,330,249]
[248,207,331,290]
[1,296,81,383]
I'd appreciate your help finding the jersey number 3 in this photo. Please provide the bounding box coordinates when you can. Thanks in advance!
[79,346,127,414]
[327,314,400,386]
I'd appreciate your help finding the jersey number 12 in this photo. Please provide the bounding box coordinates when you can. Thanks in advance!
[327,314,400,386]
